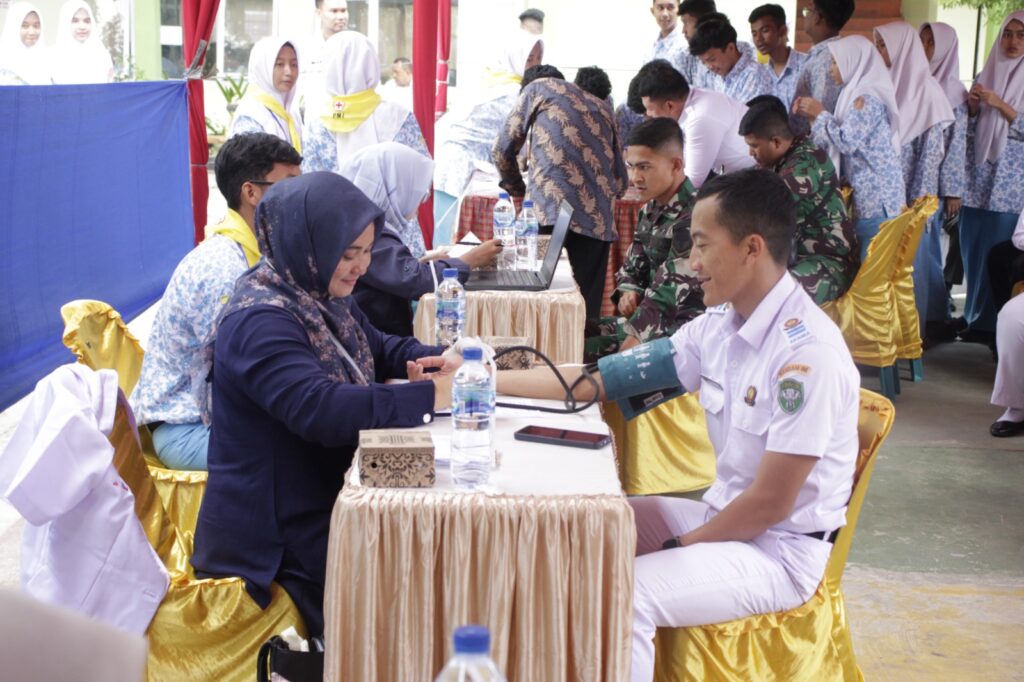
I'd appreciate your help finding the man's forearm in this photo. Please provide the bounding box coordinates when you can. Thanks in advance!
[496,365,605,402]
[679,489,785,547]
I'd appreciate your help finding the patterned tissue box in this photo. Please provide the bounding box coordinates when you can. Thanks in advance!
[358,430,435,488]
[483,336,534,370]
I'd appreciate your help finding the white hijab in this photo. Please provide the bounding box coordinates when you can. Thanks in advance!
[922,22,968,110]
[321,31,409,161]
[340,141,434,257]
[972,11,1024,165]
[230,37,303,145]
[828,35,901,165]
[0,2,50,84]
[874,21,954,145]
[475,30,543,105]
[49,0,112,84]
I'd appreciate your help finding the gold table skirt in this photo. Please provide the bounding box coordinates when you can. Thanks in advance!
[413,286,585,365]
[323,474,636,681]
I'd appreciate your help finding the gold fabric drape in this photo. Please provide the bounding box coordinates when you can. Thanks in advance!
[892,196,938,360]
[324,471,636,681]
[61,300,146,397]
[652,390,895,681]
[413,286,585,364]
[603,394,716,495]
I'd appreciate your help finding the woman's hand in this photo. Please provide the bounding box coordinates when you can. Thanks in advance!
[970,84,1017,122]
[431,371,453,411]
[793,96,825,122]
[944,197,962,219]
[460,239,503,269]
[406,354,460,381]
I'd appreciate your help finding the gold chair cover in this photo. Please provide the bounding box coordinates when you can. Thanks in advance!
[652,390,895,681]
[413,287,585,364]
[323,472,636,681]
[892,197,939,360]
[603,394,716,495]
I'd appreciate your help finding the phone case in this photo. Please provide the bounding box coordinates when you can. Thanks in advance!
[513,427,610,450]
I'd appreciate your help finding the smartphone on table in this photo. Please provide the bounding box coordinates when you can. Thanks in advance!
[513,425,611,449]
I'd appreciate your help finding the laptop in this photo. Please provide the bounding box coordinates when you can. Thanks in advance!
[464,201,573,292]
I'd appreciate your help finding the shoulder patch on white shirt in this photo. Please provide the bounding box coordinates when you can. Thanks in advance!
[707,304,730,314]
[778,317,814,347]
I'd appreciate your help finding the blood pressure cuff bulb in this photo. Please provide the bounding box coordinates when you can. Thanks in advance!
[597,337,685,420]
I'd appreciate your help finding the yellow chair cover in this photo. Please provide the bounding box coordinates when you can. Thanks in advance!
[108,391,306,681]
[603,394,716,495]
[652,389,895,681]
[891,197,939,360]
[60,299,208,537]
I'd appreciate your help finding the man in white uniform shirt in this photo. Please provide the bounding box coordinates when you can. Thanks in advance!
[635,58,754,188]
[300,0,350,119]
[497,168,861,682]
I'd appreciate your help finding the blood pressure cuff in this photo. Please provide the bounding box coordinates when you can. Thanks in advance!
[597,337,685,420]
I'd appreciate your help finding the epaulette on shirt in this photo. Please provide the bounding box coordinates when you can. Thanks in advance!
[706,304,730,314]
[777,317,815,348]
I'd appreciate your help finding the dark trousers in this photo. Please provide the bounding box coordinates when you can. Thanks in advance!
[564,230,611,321]
[988,240,1024,314]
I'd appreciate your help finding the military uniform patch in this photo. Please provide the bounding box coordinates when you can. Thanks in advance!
[778,378,805,414]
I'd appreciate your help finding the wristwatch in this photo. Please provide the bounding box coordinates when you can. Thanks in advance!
[661,536,681,550]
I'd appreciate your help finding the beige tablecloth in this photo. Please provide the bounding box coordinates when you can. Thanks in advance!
[413,256,585,365]
[324,399,635,681]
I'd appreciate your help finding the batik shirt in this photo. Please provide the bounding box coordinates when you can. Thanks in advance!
[938,102,968,200]
[770,48,809,110]
[704,47,774,103]
[677,50,710,89]
[624,179,705,342]
[900,123,946,204]
[774,135,858,303]
[615,104,645,150]
[811,94,905,220]
[494,79,627,242]
[792,36,842,133]
[964,111,1024,214]
[644,25,689,72]
[434,93,519,197]
[131,234,248,425]
[300,113,429,174]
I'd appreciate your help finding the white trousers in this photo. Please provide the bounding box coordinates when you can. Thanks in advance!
[629,496,830,682]
[992,294,1024,410]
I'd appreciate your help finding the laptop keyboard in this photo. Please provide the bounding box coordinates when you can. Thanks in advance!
[495,270,539,286]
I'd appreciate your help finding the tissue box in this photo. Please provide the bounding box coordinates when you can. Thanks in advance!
[483,336,534,370]
[358,430,435,488]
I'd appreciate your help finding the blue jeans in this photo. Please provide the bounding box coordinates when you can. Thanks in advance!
[960,206,1018,333]
[151,421,210,471]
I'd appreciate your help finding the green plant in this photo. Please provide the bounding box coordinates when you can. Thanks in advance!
[206,116,226,137]
[215,74,248,109]
[940,0,1018,23]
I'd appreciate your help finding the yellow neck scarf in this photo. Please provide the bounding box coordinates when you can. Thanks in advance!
[209,209,260,267]
[320,88,382,133]
[248,87,302,153]
[481,68,522,89]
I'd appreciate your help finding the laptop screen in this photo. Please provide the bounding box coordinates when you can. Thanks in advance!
[538,202,573,280]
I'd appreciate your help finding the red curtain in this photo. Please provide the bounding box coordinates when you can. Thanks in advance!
[412,0,440,247]
[435,0,451,117]
[182,0,221,244]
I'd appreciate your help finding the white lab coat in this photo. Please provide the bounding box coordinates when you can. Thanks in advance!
[0,365,168,635]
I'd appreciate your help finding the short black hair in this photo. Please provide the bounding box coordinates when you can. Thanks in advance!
[696,11,729,25]
[689,18,738,56]
[626,117,683,155]
[521,64,565,91]
[812,0,855,31]
[634,59,690,104]
[738,98,794,140]
[695,168,796,264]
[748,3,786,26]
[627,74,646,115]
[519,8,545,23]
[215,133,303,211]
[677,0,716,18]
[574,66,612,101]
[392,57,411,68]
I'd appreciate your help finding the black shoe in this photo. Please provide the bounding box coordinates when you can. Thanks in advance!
[990,420,1024,438]
[958,328,996,345]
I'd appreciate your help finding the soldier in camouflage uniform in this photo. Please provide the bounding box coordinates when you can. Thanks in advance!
[585,118,705,361]
[740,97,858,304]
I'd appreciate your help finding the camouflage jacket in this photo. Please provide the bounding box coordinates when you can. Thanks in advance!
[622,178,706,342]
[616,181,694,297]
[774,136,859,284]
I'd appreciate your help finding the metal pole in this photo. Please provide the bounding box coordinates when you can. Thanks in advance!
[972,7,982,78]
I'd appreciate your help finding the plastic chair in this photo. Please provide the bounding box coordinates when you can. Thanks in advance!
[60,300,207,543]
[890,196,939,382]
[603,394,716,495]
[819,200,935,399]
[106,391,306,681]
[652,389,895,681]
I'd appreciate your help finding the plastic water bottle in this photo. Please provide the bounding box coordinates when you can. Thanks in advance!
[434,625,507,682]
[435,268,465,348]
[451,347,494,489]
[493,192,517,271]
[516,200,539,271]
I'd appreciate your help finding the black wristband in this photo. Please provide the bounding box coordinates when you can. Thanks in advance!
[661,537,681,550]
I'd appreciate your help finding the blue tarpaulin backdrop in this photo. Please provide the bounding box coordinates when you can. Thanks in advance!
[0,81,193,410]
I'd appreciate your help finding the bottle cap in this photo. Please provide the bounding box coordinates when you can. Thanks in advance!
[442,268,458,279]
[523,199,534,208]
[452,625,490,654]
[498,192,510,200]
[462,347,483,362]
